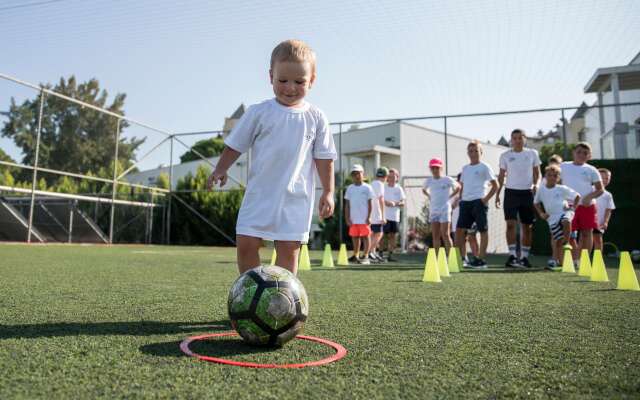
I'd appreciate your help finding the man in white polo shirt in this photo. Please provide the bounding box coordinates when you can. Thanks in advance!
[496,129,541,268]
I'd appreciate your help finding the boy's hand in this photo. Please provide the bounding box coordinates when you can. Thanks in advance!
[495,196,501,209]
[366,217,371,225]
[207,169,228,190]
[600,222,608,231]
[318,192,335,219]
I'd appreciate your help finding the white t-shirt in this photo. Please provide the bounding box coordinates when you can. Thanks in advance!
[499,148,541,190]
[560,162,601,204]
[345,183,376,224]
[534,184,578,217]
[370,180,385,224]
[224,99,337,242]
[460,162,496,201]
[424,176,456,213]
[596,190,615,226]
[384,184,406,222]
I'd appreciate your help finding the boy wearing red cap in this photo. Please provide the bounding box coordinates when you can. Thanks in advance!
[422,158,459,254]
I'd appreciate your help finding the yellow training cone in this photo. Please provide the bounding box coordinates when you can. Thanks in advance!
[422,248,441,283]
[616,251,639,291]
[577,249,592,277]
[322,244,335,268]
[448,247,460,273]
[561,248,576,273]
[270,248,277,266]
[590,250,609,282]
[337,243,349,266]
[437,247,450,277]
[298,244,312,271]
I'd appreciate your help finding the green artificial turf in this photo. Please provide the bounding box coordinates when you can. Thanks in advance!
[1,244,639,399]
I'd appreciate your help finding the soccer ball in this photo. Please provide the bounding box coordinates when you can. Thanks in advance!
[228,265,309,347]
[631,250,640,264]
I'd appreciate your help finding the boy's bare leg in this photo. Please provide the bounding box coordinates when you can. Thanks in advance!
[352,236,361,258]
[387,233,397,254]
[455,228,467,261]
[570,235,579,260]
[441,222,452,251]
[362,236,371,257]
[370,231,383,255]
[550,233,557,263]
[468,234,479,257]
[275,240,301,274]
[579,229,593,255]
[593,233,603,252]
[431,222,442,251]
[561,220,571,264]
[236,235,263,274]
[479,231,488,259]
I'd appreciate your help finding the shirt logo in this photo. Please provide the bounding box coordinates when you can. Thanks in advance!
[304,131,314,141]
[509,157,516,162]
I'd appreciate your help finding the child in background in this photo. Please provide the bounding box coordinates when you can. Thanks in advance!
[593,168,615,252]
[208,39,336,274]
[383,169,406,262]
[542,154,563,266]
[451,173,479,266]
[369,167,388,263]
[560,143,603,261]
[422,158,459,254]
[534,165,580,269]
[455,141,499,268]
[345,164,375,265]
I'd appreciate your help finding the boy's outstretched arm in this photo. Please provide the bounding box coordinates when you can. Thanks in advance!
[315,159,335,219]
[207,146,242,189]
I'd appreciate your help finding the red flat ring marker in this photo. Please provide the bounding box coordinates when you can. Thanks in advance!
[180,331,347,369]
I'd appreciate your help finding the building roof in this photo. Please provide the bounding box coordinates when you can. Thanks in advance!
[229,104,245,119]
[497,136,509,146]
[584,63,640,93]
[570,102,589,121]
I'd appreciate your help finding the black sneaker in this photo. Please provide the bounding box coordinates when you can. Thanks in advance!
[520,257,533,268]
[505,255,521,268]
[468,257,488,269]
[368,254,380,264]
[387,254,397,262]
[348,255,358,263]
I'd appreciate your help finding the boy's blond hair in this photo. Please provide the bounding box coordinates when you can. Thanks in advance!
[545,164,561,175]
[548,154,563,164]
[574,142,592,152]
[467,140,483,151]
[271,40,317,75]
[598,168,611,176]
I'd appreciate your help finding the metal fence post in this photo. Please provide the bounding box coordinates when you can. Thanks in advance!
[560,109,568,160]
[166,136,174,245]
[108,118,121,244]
[338,123,343,244]
[26,89,46,243]
[444,116,449,175]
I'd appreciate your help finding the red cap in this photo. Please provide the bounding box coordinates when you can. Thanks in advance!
[429,158,443,168]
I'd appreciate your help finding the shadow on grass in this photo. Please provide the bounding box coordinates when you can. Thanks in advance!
[461,268,546,274]
[330,266,424,272]
[140,337,277,358]
[0,320,230,340]
[589,288,616,292]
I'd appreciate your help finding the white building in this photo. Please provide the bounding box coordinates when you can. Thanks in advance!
[581,51,640,159]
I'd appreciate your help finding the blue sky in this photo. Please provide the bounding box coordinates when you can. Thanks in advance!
[1,0,639,171]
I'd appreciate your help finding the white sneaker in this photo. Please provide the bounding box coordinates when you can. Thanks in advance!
[360,257,370,265]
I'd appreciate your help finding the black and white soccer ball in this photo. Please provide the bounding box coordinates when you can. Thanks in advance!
[227,265,308,347]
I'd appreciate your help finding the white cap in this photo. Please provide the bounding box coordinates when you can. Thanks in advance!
[350,164,364,173]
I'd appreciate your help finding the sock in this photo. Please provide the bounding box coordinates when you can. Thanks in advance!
[509,245,517,257]
[522,247,530,258]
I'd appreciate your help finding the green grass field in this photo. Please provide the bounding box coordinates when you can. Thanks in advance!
[1,244,639,399]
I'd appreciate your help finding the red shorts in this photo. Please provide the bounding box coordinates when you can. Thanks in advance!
[349,224,371,237]
[572,204,598,231]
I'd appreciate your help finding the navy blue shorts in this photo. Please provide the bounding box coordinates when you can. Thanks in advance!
[371,224,384,233]
[456,199,488,232]
[384,220,399,234]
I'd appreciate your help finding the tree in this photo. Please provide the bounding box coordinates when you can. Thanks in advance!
[539,142,575,164]
[0,148,16,174]
[1,76,144,181]
[180,136,225,163]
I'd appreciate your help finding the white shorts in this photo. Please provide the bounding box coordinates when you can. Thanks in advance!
[429,210,451,223]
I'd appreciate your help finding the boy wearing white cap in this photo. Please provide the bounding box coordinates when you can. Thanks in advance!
[344,164,375,264]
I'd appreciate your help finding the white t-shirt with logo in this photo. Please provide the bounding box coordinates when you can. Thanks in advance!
[534,184,578,225]
[423,176,456,213]
[499,148,541,190]
[460,162,496,201]
[384,184,406,222]
[595,190,615,227]
[224,99,337,242]
[345,183,376,224]
[560,162,602,204]
[370,180,385,224]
